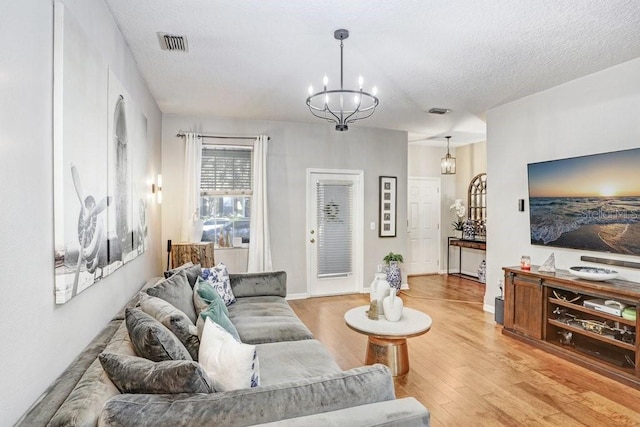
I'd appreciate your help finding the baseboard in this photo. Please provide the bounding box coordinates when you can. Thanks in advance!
[483,303,495,314]
[285,293,309,300]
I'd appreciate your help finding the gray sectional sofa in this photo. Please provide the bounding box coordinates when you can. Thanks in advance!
[17,268,430,426]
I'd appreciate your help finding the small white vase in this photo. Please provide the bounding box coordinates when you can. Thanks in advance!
[370,271,390,315]
[382,288,403,322]
[191,220,204,242]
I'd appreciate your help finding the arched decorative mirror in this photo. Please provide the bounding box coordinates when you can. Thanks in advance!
[467,173,487,240]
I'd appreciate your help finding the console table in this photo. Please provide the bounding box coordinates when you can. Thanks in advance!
[446,237,486,281]
[171,242,215,268]
[503,266,640,389]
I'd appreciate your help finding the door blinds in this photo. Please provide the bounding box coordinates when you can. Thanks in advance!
[316,180,353,278]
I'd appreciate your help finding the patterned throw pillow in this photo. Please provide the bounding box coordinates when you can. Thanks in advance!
[198,318,259,392]
[99,353,214,394]
[125,308,192,362]
[201,263,236,306]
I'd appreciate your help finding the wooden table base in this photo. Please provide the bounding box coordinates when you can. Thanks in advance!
[365,336,410,376]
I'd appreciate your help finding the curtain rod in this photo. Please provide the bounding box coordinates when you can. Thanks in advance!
[176,132,270,141]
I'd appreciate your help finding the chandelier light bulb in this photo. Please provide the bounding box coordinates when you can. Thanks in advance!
[358,75,363,89]
[372,86,378,96]
[308,85,313,96]
[354,95,360,104]
[325,94,329,105]
[323,75,328,86]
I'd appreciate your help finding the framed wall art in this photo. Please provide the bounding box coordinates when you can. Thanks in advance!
[379,176,397,237]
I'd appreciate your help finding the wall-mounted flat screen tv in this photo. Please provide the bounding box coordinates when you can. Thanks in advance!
[527,148,640,256]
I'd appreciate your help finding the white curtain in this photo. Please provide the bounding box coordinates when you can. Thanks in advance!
[248,135,272,272]
[180,132,203,242]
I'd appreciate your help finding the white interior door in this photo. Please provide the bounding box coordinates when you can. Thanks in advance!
[407,177,440,275]
[307,170,363,296]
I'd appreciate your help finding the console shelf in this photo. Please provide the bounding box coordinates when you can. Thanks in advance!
[503,266,640,389]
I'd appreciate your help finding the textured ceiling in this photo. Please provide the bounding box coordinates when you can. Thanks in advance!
[104,0,640,146]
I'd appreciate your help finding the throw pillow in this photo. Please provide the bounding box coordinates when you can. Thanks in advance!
[99,353,214,394]
[196,300,239,342]
[146,270,198,324]
[202,262,236,306]
[138,293,200,361]
[164,262,202,288]
[193,277,229,316]
[125,308,192,362]
[198,318,259,392]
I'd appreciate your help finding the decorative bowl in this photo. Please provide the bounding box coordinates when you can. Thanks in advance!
[569,266,618,281]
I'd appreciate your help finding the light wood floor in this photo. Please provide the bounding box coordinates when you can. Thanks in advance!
[289,274,640,426]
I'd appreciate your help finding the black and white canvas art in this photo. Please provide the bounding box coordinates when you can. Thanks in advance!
[53,2,148,304]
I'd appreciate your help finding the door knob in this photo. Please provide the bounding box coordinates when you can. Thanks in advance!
[310,230,315,234]
[310,238,315,243]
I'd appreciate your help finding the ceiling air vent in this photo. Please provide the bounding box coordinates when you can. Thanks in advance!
[428,107,452,115]
[157,33,188,52]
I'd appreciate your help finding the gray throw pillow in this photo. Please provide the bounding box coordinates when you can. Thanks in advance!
[164,262,202,288]
[139,293,200,361]
[125,308,192,362]
[99,353,214,394]
[146,270,198,324]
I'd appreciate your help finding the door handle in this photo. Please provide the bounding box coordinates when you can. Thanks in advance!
[310,238,315,243]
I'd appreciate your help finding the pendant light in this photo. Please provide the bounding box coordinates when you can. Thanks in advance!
[441,136,456,175]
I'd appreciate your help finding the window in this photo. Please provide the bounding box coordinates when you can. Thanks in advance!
[200,146,252,246]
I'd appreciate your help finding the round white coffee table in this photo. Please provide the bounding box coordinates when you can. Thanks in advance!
[344,306,432,376]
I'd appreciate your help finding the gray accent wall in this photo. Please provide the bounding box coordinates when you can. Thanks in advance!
[0,1,162,423]
[162,115,408,296]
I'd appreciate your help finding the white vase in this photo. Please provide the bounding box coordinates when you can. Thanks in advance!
[382,288,403,322]
[191,220,204,242]
[370,271,390,315]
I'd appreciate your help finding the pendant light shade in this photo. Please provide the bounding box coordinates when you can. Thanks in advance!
[441,136,456,175]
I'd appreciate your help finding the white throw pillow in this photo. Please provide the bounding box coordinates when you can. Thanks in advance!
[198,317,260,392]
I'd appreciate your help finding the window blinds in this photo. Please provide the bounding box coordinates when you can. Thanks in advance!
[316,180,353,278]
[201,146,253,195]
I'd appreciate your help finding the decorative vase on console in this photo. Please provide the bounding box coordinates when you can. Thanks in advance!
[370,266,391,315]
[382,287,403,322]
[462,219,475,241]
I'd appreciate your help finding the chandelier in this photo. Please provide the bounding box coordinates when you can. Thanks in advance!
[306,29,379,131]
[441,136,456,175]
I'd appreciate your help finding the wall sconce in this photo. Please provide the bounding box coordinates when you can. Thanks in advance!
[441,136,456,175]
[152,174,162,204]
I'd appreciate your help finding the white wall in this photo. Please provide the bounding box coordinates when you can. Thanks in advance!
[162,115,408,296]
[0,1,162,423]
[486,57,640,311]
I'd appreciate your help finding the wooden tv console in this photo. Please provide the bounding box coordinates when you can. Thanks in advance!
[502,266,640,389]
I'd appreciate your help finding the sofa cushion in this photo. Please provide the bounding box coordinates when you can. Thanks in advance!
[47,321,136,427]
[202,262,236,306]
[164,262,201,288]
[199,318,259,392]
[145,270,198,324]
[256,339,341,386]
[193,277,229,316]
[196,301,239,342]
[139,293,200,361]
[99,365,395,427]
[227,296,313,344]
[229,271,287,298]
[99,353,214,394]
[125,308,192,362]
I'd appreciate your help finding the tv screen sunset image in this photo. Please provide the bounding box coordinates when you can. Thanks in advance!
[528,148,640,255]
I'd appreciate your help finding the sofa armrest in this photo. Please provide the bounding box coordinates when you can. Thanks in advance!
[229,271,287,298]
[99,364,394,427]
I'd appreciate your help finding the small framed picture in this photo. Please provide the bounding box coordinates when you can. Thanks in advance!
[379,176,397,237]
